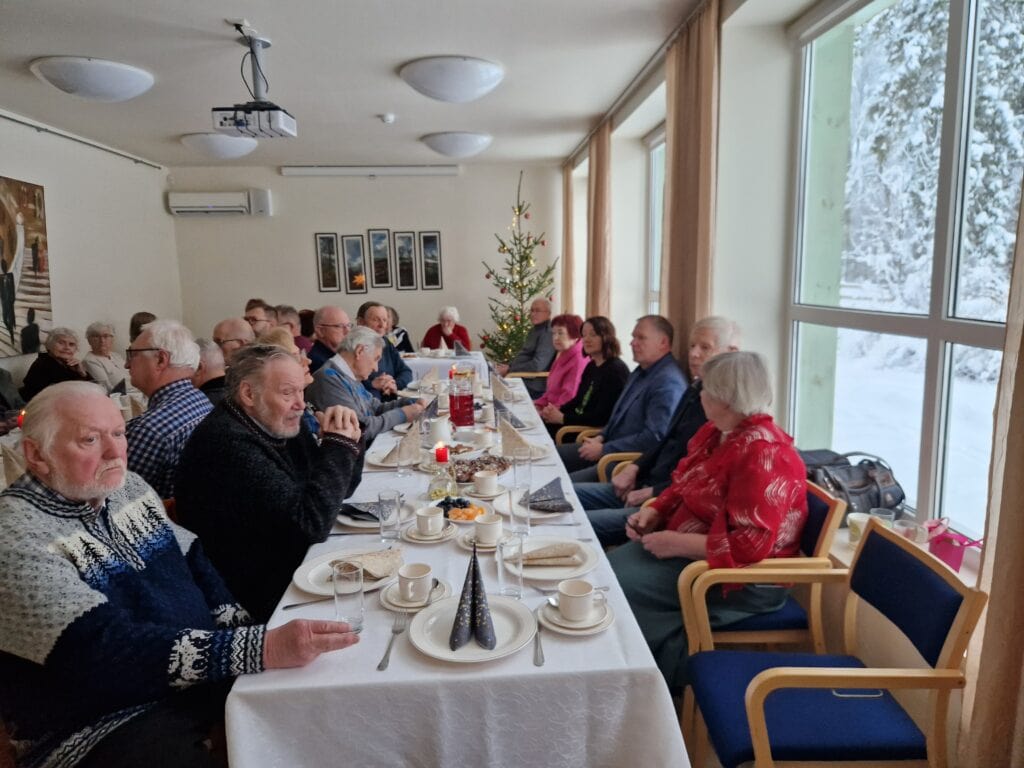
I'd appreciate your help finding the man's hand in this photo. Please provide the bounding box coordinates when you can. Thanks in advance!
[641,531,708,560]
[263,619,360,669]
[401,402,425,421]
[624,506,662,541]
[539,404,564,425]
[577,435,604,462]
[611,463,639,499]
[318,405,362,441]
[624,486,654,508]
[371,374,397,396]
[496,363,510,377]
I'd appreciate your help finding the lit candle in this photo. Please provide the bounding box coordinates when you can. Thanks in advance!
[434,442,448,463]
[449,365,456,379]
[17,410,25,429]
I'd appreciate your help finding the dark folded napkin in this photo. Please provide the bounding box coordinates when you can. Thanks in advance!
[340,501,383,522]
[519,478,573,513]
[454,340,471,357]
[493,399,525,429]
[449,544,497,651]
[423,398,440,419]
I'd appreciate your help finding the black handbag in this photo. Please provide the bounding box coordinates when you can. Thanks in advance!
[799,450,906,522]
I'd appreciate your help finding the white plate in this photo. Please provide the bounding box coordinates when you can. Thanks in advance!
[400,522,458,543]
[455,529,516,553]
[337,501,414,529]
[465,483,509,500]
[292,549,403,596]
[392,422,413,434]
[379,579,451,612]
[408,595,536,663]
[430,498,494,524]
[490,443,549,460]
[491,493,572,521]
[538,603,615,636]
[366,448,423,468]
[543,599,610,630]
[502,535,599,582]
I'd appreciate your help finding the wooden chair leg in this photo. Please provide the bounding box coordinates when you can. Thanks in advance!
[693,706,711,768]
[680,687,697,761]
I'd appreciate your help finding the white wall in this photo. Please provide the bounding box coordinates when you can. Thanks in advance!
[0,111,182,379]
[169,164,562,347]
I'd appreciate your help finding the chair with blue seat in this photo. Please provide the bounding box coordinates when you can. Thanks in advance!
[686,519,987,768]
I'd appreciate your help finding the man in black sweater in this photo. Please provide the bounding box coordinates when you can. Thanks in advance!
[574,316,740,546]
[175,344,363,622]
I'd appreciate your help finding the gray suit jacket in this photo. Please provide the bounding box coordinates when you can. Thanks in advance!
[508,321,555,398]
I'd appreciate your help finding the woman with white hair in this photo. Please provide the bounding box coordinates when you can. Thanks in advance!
[82,321,126,393]
[19,326,93,402]
[420,306,471,350]
[608,350,808,691]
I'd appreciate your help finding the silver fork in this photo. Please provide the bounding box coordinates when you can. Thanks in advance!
[377,611,408,671]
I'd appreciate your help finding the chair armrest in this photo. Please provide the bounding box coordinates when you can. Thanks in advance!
[597,452,642,483]
[554,425,603,444]
[505,371,550,379]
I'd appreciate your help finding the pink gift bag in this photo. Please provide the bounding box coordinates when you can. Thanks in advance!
[925,518,982,573]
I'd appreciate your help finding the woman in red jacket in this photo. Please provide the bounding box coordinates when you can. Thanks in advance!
[609,350,807,690]
[421,306,471,350]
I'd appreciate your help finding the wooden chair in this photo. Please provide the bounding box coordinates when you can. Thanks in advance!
[686,519,987,768]
[504,371,549,381]
[554,425,602,445]
[595,452,642,483]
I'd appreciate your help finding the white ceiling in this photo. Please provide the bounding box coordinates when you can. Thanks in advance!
[0,0,701,168]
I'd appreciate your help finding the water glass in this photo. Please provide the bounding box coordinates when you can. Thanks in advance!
[332,562,364,632]
[508,482,531,537]
[512,446,531,489]
[378,490,402,545]
[496,535,524,599]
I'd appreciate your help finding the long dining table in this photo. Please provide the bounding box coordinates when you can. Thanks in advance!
[225,379,688,767]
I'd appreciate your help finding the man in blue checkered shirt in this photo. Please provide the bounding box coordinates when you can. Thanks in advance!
[125,320,213,499]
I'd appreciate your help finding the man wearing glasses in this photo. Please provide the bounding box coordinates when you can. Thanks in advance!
[308,305,353,373]
[211,317,255,364]
[124,320,213,499]
[243,301,277,336]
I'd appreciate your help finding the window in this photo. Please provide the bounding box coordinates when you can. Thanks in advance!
[646,129,666,314]
[791,0,1022,536]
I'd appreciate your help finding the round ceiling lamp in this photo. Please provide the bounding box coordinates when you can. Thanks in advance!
[181,133,259,160]
[420,132,492,159]
[399,56,504,103]
[29,56,155,102]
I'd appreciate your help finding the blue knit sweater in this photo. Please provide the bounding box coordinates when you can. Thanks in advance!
[0,472,264,768]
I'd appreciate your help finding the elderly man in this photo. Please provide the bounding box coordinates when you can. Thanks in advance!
[496,297,556,398]
[576,317,741,545]
[306,326,426,444]
[557,315,686,476]
[356,301,413,398]
[0,382,358,768]
[211,316,255,364]
[192,337,227,406]
[276,303,313,353]
[308,305,353,373]
[124,319,213,499]
[175,345,363,622]
[243,300,277,336]
[82,321,125,392]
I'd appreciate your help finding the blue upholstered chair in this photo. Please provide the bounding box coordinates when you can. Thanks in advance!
[686,519,987,768]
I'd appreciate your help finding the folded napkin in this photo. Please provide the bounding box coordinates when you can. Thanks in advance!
[491,375,512,403]
[515,543,583,568]
[499,418,531,455]
[519,478,574,513]
[454,340,470,357]
[340,501,384,522]
[331,547,403,580]
[423,398,440,419]
[449,544,497,651]
[2,443,25,487]
[420,366,440,387]
[492,399,525,429]
[439,337,449,352]
[382,424,421,465]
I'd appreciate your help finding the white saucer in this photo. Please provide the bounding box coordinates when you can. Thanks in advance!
[456,529,516,553]
[379,579,451,612]
[465,484,509,500]
[538,603,615,636]
[400,522,458,544]
[544,600,610,629]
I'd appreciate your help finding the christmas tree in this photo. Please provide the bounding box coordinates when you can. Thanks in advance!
[479,172,558,363]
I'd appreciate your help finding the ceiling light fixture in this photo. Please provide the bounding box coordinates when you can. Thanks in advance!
[399,56,504,103]
[181,133,258,160]
[280,165,460,177]
[29,56,154,102]
[420,132,492,158]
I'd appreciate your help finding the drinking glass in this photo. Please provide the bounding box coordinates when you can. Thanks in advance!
[496,535,524,600]
[332,562,364,632]
[378,490,402,545]
[508,482,531,537]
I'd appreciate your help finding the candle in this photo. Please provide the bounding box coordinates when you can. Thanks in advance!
[434,443,449,463]
[17,410,25,429]
[449,365,456,379]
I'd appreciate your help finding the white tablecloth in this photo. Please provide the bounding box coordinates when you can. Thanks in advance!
[225,381,687,767]
[402,350,490,385]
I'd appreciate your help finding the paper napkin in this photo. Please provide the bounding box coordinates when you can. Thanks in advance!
[519,478,574,513]
[454,340,470,357]
[492,399,525,429]
[449,544,497,651]
[439,337,449,352]
[491,375,512,402]
[382,422,421,465]
[499,418,533,457]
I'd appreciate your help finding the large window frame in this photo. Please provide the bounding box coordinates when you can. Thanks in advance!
[644,123,666,315]
[788,0,1010,526]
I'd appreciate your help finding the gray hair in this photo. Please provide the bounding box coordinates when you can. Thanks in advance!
[141,319,200,371]
[225,344,298,401]
[85,322,114,340]
[339,325,383,355]
[44,327,79,353]
[692,316,741,350]
[700,350,773,417]
[195,337,225,369]
[438,306,460,323]
[276,304,300,325]
[22,381,109,455]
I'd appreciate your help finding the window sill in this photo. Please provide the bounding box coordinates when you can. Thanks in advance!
[829,529,981,586]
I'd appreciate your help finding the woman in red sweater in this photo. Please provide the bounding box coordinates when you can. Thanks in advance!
[608,350,807,690]
[420,306,471,350]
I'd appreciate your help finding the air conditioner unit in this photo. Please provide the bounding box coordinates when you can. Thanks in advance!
[167,188,272,217]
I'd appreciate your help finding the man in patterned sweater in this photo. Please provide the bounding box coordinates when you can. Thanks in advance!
[0,382,360,768]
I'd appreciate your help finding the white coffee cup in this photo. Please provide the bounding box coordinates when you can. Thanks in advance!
[398,562,432,602]
[557,579,607,622]
[419,347,431,356]
[474,513,503,546]
[473,427,494,448]
[428,416,452,444]
[473,470,499,496]
[846,512,872,545]
[480,403,495,424]
[415,506,445,537]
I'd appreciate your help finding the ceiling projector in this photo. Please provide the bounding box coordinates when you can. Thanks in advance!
[213,102,296,138]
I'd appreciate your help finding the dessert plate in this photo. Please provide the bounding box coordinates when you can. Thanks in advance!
[408,595,535,663]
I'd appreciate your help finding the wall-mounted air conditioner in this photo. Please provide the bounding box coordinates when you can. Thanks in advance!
[167,188,272,216]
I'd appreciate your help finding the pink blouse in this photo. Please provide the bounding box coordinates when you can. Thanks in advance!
[534,339,587,409]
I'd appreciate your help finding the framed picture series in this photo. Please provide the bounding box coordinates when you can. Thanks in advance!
[315,229,442,293]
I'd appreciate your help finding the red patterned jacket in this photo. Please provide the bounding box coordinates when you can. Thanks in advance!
[649,413,807,569]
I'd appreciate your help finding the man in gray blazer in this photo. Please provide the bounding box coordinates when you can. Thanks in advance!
[496,298,556,399]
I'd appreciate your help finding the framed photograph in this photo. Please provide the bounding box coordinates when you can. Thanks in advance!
[419,231,442,290]
[341,234,368,294]
[367,228,392,288]
[314,233,341,292]
[393,231,417,290]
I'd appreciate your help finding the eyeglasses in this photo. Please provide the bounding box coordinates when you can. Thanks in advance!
[318,322,353,331]
[125,347,162,362]
[244,315,268,325]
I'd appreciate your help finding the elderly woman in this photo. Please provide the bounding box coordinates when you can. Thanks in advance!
[82,322,125,392]
[420,306,471,350]
[19,327,93,402]
[608,351,807,690]
[305,326,426,444]
[534,314,587,410]
[540,316,629,437]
